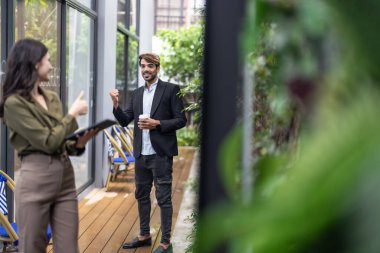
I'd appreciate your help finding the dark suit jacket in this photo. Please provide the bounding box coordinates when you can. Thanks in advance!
[113,79,187,158]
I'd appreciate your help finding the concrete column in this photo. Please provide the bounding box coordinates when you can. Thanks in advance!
[138,0,155,87]
[94,0,118,187]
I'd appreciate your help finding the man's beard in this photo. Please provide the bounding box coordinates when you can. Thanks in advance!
[144,72,157,82]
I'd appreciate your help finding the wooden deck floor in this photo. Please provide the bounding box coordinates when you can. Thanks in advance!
[46,147,195,253]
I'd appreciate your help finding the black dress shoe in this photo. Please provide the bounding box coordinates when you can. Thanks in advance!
[122,237,152,249]
[153,244,173,253]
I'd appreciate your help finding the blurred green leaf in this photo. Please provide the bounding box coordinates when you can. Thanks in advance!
[196,93,380,253]
[218,125,243,200]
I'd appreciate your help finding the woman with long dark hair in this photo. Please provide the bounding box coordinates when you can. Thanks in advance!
[0,38,97,252]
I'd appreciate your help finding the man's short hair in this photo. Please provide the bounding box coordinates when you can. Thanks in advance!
[139,53,160,67]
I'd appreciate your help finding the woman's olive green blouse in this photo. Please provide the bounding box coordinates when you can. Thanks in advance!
[4,88,83,156]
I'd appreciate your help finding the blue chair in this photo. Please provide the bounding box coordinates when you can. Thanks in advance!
[0,170,51,251]
[123,126,134,143]
[112,125,135,159]
[104,130,135,191]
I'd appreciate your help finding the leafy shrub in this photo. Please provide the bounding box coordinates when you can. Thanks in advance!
[177,127,198,147]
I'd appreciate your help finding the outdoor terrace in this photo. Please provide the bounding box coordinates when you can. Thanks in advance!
[44,147,196,253]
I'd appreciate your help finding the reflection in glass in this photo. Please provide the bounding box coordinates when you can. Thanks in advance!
[130,0,138,31]
[118,0,138,32]
[66,7,95,189]
[117,0,127,27]
[116,32,126,106]
[128,37,139,91]
[15,0,61,94]
[13,0,61,174]
[76,0,94,9]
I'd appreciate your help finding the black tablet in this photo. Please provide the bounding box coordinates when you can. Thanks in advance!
[65,119,117,141]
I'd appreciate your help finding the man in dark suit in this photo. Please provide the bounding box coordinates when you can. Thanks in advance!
[109,53,186,253]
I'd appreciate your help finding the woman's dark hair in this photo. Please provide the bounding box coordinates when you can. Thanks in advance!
[0,38,48,117]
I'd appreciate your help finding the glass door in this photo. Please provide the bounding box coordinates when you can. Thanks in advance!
[13,0,61,173]
[66,6,95,189]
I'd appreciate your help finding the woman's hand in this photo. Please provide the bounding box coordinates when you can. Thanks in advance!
[69,91,88,117]
[75,128,99,148]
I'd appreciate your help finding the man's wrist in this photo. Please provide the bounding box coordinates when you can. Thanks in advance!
[155,120,161,130]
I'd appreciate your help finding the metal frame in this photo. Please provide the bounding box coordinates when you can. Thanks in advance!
[154,0,157,33]
[117,25,139,41]
[66,0,97,18]
[125,0,130,29]
[59,1,67,108]
[136,0,140,36]
[88,0,98,193]
[199,0,246,252]
[1,0,15,221]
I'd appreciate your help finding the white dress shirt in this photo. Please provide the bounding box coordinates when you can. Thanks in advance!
[141,80,158,155]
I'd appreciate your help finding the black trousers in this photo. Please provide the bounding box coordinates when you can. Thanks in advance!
[135,154,173,244]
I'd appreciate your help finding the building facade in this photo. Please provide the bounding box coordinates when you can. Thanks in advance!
[154,0,204,33]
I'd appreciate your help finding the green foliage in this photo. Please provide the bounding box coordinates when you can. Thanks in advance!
[116,27,139,90]
[158,21,204,253]
[17,0,59,65]
[116,32,126,89]
[185,210,199,253]
[219,125,242,200]
[196,92,380,253]
[157,22,204,126]
[177,127,198,147]
[249,22,297,156]
[195,0,380,252]
[157,23,204,85]
[128,35,139,87]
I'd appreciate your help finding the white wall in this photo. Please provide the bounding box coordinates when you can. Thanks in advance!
[138,0,155,87]
[94,0,155,187]
[94,0,118,187]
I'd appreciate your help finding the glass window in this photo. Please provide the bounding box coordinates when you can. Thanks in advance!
[117,0,127,27]
[66,7,95,189]
[128,37,138,91]
[118,0,138,33]
[116,35,139,108]
[130,0,138,31]
[116,32,126,107]
[13,0,61,173]
[76,0,94,9]
[15,0,61,94]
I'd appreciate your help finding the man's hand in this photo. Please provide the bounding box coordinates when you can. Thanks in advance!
[109,89,119,108]
[138,118,160,130]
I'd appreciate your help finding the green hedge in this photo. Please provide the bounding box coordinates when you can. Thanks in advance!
[177,127,198,147]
